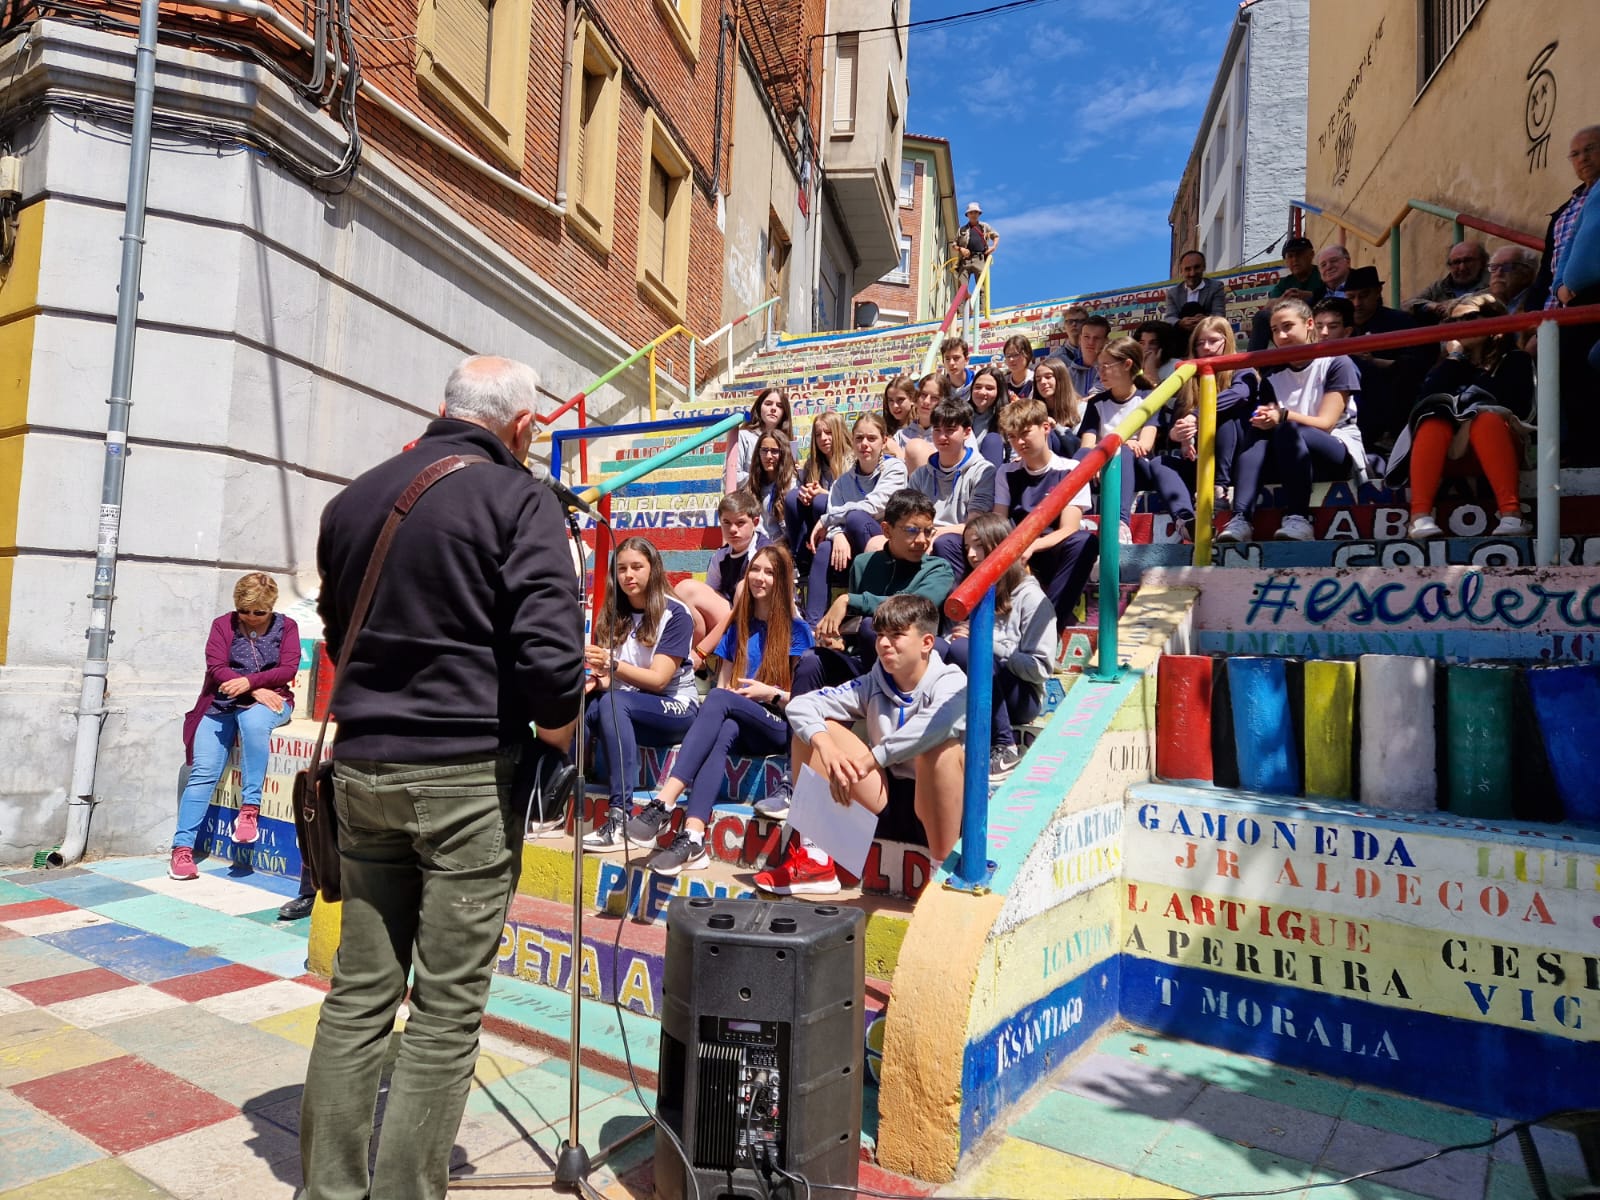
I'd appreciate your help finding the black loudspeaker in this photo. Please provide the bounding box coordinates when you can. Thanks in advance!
[656,897,865,1200]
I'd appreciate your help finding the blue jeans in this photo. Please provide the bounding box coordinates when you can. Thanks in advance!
[805,508,881,623]
[586,689,698,811]
[174,702,293,849]
[668,689,790,825]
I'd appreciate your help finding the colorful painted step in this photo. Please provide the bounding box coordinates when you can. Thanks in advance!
[497,890,897,1019]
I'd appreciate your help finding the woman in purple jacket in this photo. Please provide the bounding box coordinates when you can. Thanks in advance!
[170,572,299,881]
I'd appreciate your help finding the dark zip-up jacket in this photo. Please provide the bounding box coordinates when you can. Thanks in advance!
[316,418,584,761]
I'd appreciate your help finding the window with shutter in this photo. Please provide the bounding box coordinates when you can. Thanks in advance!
[645,159,669,281]
[413,0,529,167]
[832,35,857,134]
[434,0,492,105]
[634,110,691,317]
[565,21,620,251]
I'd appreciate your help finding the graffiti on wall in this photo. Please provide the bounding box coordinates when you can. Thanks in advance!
[1526,42,1558,171]
[1187,566,1600,661]
[1318,17,1384,189]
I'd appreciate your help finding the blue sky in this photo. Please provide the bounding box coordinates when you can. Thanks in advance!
[906,0,1247,308]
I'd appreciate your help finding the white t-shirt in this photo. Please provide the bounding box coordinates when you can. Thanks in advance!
[615,596,700,705]
[1264,355,1366,466]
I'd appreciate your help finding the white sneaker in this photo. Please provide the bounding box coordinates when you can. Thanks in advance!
[1407,514,1443,540]
[1275,515,1315,541]
[1216,516,1253,543]
[1491,513,1532,537]
[1118,521,1133,544]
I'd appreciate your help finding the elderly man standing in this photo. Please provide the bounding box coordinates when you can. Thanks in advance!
[1405,240,1489,322]
[1529,125,1600,311]
[951,201,999,290]
[300,355,584,1200]
[1487,246,1539,313]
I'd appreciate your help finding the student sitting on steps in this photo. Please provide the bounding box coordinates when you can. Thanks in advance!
[1076,335,1196,544]
[625,544,815,875]
[581,538,702,852]
[944,513,1057,780]
[754,594,966,896]
[1218,297,1367,544]
[675,491,768,668]
[741,428,796,546]
[906,397,997,579]
[784,411,852,571]
[880,375,916,464]
[995,400,1099,630]
[796,488,957,695]
[967,365,1012,467]
[804,413,909,624]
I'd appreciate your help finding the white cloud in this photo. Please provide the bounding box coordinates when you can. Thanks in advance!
[989,180,1178,246]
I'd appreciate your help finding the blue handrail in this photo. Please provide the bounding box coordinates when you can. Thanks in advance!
[943,365,1196,890]
[549,413,732,481]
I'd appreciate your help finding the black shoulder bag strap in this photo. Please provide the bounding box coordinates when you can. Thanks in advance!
[306,453,492,772]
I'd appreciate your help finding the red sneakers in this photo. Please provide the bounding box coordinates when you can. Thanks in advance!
[169,846,198,880]
[232,805,260,844]
[753,842,841,896]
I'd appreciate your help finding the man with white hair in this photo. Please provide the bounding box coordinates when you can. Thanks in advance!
[1487,245,1539,313]
[300,354,584,1200]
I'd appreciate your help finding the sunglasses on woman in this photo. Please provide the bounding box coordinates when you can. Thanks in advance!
[237,609,272,616]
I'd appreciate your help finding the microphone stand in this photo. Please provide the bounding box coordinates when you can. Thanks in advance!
[450,506,650,1196]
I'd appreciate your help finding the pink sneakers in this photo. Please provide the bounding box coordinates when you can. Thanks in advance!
[232,805,260,844]
[169,846,198,880]
[753,843,841,896]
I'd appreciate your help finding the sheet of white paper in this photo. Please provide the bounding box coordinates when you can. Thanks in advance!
[787,764,877,879]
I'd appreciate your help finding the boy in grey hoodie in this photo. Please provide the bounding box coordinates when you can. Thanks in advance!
[754,594,966,896]
[908,398,996,579]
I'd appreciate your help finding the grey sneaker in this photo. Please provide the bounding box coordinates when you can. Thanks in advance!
[753,783,792,820]
[989,744,1022,779]
[581,809,627,852]
[648,830,709,877]
[625,801,674,850]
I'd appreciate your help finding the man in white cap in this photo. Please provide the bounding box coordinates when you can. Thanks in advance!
[951,201,999,290]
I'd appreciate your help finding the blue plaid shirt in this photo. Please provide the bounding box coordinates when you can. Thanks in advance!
[1546,182,1591,308]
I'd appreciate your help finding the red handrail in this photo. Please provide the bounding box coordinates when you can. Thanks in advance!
[946,433,1123,622]
[1458,213,1543,253]
[1198,303,1600,373]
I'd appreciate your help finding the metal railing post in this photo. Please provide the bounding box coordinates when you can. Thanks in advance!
[578,397,590,480]
[1194,366,1217,566]
[1389,226,1403,309]
[1536,316,1561,566]
[727,324,735,374]
[688,337,697,406]
[591,493,613,629]
[954,588,996,889]
[765,303,774,348]
[648,347,658,421]
[1090,450,1122,681]
[1452,218,1465,244]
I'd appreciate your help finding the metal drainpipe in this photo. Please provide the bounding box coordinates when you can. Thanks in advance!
[51,0,162,867]
[555,0,575,206]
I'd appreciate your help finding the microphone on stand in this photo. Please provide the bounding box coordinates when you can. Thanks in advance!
[528,462,596,516]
